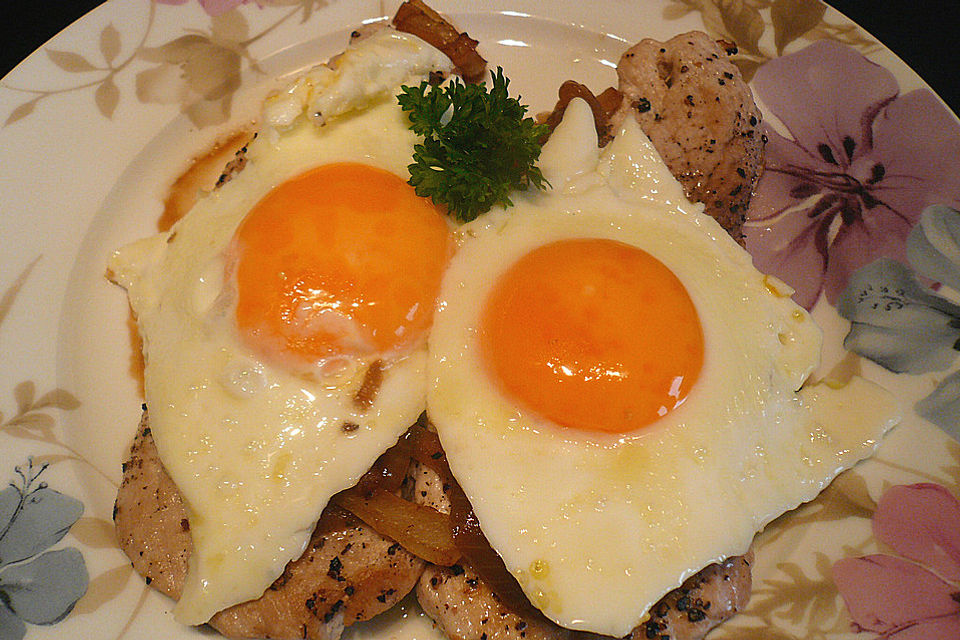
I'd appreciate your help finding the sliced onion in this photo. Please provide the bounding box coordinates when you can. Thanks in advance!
[541,80,624,146]
[334,489,460,567]
[352,427,415,495]
[408,419,541,617]
[392,0,487,82]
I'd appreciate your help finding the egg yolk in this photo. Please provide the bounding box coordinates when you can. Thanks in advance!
[232,163,451,367]
[480,238,703,434]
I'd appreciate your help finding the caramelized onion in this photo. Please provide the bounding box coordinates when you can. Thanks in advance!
[392,0,487,82]
[351,428,415,496]
[408,419,540,617]
[541,80,624,146]
[334,489,460,566]
[337,418,544,617]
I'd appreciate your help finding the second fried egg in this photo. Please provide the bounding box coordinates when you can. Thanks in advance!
[426,99,901,636]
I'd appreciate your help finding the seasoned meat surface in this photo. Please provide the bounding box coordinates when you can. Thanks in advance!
[629,555,752,640]
[611,31,763,241]
[410,461,751,640]
[114,412,424,640]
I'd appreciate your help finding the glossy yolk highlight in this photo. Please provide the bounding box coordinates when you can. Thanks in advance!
[480,238,703,434]
[233,163,451,367]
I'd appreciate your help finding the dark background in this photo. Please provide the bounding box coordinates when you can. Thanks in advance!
[2,0,958,114]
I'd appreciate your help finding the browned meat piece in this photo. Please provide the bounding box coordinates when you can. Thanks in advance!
[392,0,487,81]
[114,412,425,640]
[418,563,582,640]
[115,412,191,600]
[409,461,751,640]
[628,554,752,640]
[611,31,763,241]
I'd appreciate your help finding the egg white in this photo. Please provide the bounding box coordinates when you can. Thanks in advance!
[109,30,453,625]
[425,100,901,636]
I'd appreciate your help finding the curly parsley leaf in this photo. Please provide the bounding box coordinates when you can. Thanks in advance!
[397,68,550,222]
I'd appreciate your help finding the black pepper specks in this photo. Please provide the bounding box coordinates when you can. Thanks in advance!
[323,599,344,623]
[328,556,344,581]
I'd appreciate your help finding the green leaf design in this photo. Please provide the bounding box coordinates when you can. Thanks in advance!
[96,76,120,119]
[6,412,55,430]
[662,1,696,20]
[14,381,34,415]
[761,471,875,545]
[45,49,98,73]
[750,556,839,625]
[942,439,960,487]
[3,382,81,435]
[714,626,800,640]
[68,517,118,550]
[210,9,250,44]
[100,23,121,64]
[71,564,134,616]
[34,389,81,412]
[4,99,38,126]
[0,257,40,331]
[771,0,827,54]
[718,0,765,55]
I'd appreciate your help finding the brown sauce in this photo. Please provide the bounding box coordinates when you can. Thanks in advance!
[159,129,254,232]
[126,128,254,392]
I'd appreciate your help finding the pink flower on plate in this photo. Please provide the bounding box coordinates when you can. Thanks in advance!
[743,41,960,309]
[155,0,253,17]
[832,483,960,638]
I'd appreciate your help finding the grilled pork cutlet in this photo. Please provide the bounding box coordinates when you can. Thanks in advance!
[410,460,753,640]
[114,413,424,640]
[611,31,764,241]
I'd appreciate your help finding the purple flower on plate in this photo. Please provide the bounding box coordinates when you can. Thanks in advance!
[156,0,253,17]
[832,483,960,639]
[743,40,960,309]
[837,205,960,433]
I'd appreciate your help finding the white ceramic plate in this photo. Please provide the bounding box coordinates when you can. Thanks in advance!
[2,1,959,639]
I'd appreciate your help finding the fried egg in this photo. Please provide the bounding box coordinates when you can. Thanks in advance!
[426,99,901,636]
[109,29,453,624]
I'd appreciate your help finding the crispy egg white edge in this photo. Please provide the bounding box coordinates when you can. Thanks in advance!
[425,99,902,636]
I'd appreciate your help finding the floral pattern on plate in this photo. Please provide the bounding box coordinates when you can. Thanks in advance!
[838,205,960,433]
[833,483,960,638]
[2,1,960,639]
[742,40,960,310]
[2,0,326,128]
[0,459,88,640]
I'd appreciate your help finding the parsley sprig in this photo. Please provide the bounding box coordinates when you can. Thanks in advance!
[397,68,549,222]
